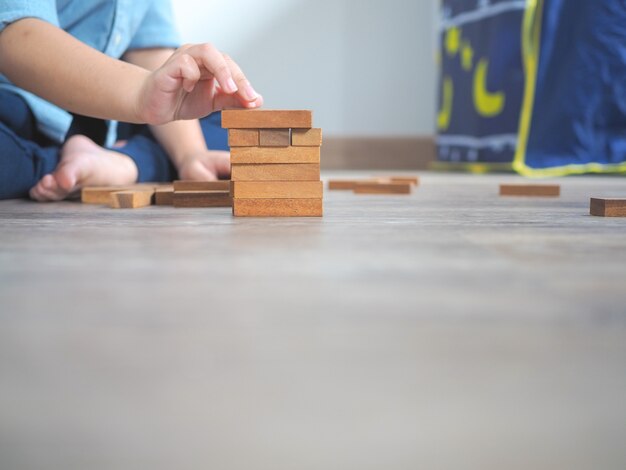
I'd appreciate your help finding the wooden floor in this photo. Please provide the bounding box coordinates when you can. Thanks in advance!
[1,171,625,470]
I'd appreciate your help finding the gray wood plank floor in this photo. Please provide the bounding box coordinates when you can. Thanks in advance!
[1,171,625,470]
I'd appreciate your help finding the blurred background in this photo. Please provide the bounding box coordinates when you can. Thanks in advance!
[173,0,438,168]
[171,1,626,176]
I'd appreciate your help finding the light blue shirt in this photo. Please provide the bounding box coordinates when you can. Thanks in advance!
[0,0,181,143]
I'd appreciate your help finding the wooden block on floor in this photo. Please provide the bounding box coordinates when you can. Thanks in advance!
[82,186,129,204]
[354,182,412,195]
[259,129,290,147]
[233,198,323,217]
[231,163,320,182]
[328,179,387,191]
[231,181,323,199]
[291,128,323,147]
[82,184,160,204]
[386,176,419,186]
[231,146,320,164]
[222,110,312,129]
[499,184,560,197]
[155,186,174,206]
[173,180,231,191]
[173,191,232,208]
[228,129,259,147]
[110,189,155,209]
[590,198,626,217]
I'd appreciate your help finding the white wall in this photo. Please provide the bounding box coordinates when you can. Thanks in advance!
[172,0,437,137]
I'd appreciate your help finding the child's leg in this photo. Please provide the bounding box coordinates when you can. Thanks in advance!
[28,111,230,200]
[0,123,61,199]
[113,111,228,182]
[29,135,139,201]
[112,126,177,182]
[0,91,61,199]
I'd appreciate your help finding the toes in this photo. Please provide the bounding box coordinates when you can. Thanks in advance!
[55,164,78,193]
[30,174,70,202]
[29,182,55,202]
[29,184,45,201]
[41,174,57,191]
[43,173,71,200]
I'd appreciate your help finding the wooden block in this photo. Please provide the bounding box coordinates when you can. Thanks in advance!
[155,186,174,206]
[386,176,419,186]
[231,146,320,164]
[354,182,412,195]
[173,180,231,191]
[291,128,323,147]
[259,129,290,147]
[222,110,312,129]
[231,181,323,199]
[499,184,560,197]
[590,198,626,217]
[231,163,320,182]
[228,129,259,147]
[328,179,386,190]
[82,186,129,204]
[173,191,232,208]
[110,189,155,209]
[233,198,323,217]
[82,184,163,204]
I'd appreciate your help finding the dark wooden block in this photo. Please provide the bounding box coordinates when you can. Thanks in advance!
[590,198,626,217]
[173,181,231,191]
[173,191,232,208]
[259,129,290,147]
[499,184,560,197]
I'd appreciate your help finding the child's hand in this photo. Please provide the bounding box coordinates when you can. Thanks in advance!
[176,149,231,181]
[138,43,263,125]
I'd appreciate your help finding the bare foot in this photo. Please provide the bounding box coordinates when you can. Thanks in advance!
[30,135,138,201]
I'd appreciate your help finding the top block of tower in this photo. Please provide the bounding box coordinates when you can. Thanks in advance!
[221,109,312,129]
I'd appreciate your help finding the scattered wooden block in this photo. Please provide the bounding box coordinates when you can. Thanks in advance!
[499,184,560,197]
[291,128,323,147]
[155,186,174,206]
[82,186,130,204]
[173,180,231,191]
[590,198,626,217]
[231,163,320,182]
[354,182,412,195]
[328,179,386,191]
[230,146,320,164]
[222,110,312,129]
[228,129,259,147]
[231,181,323,199]
[386,176,419,186]
[173,190,232,208]
[82,184,161,204]
[81,184,156,204]
[110,189,155,209]
[233,198,323,217]
[259,129,290,147]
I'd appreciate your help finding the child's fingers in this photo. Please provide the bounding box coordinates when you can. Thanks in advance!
[212,91,260,111]
[212,152,231,179]
[222,54,259,103]
[175,53,201,93]
[185,43,238,95]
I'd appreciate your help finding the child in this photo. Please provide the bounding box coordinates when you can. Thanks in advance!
[0,0,262,200]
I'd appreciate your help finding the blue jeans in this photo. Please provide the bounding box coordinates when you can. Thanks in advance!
[0,90,229,199]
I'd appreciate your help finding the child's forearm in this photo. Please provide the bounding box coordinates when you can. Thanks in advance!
[0,18,147,123]
[0,18,262,128]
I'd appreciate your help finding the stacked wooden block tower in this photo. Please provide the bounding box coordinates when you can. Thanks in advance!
[222,109,323,217]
